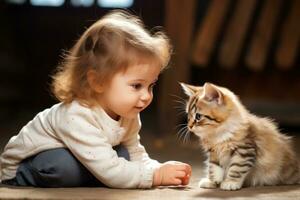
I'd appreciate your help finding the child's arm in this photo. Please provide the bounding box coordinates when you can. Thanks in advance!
[122,116,192,186]
[121,116,160,167]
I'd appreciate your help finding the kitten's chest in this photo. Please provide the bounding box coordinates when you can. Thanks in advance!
[210,144,234,168]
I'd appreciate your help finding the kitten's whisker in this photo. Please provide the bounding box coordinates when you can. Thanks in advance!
[173,104,187,113]
[177,125,187,136]
[187,130,192,144]
[182,128,187,143]
[173,102,186,117]
[176,125,187,141]
[176,125,189,143]
[172,98,186,103]
[171,95,187,109]
[172,100,186,106]
[183,129,191,145]
[175,123,187,129]
[173,105,186,110]
[169,94,186,102]
[184,129,191,144]
[174,107,186,114]
[176,111,187,117]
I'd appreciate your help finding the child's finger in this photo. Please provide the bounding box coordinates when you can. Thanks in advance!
[184,164,192,177]
[166,161,183,165]
[173,164,187,171]
[181,175,190,185]
[172,178,182,185]
[182,166,191,185]
[186,164,192,175]
[174,164,191,173]
[184,163,191,171]
[175,170,186,178]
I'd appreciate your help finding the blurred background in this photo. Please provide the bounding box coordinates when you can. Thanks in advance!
[0,0,299,152]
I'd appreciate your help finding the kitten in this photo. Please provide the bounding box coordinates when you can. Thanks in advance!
[180,82,300,190]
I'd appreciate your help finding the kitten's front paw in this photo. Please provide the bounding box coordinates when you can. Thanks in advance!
[198,178,217,189]
[212,176,223,185]
[220,180,242,191]
[210,165,224,184]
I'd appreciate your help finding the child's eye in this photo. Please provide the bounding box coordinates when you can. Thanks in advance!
[131,83,142,90]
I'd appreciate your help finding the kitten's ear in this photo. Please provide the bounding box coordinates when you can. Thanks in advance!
[203,83,223,105]
[179,82,201,96]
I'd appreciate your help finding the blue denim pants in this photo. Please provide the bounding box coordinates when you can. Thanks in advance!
[2,145,130,187]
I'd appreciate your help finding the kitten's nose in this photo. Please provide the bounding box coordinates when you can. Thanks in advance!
[187,121,194,130]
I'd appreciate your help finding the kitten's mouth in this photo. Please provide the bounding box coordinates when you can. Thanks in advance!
[188,124,210,133]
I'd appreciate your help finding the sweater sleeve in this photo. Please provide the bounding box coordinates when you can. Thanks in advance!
[122,116,161,172]
[55,108,153,188]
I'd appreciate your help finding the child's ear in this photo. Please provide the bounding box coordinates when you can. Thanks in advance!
[87,69,104,93]
[179,82,201,96]
[203,82,223,105]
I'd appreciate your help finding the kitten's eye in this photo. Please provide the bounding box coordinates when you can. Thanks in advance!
[195,113,202,121]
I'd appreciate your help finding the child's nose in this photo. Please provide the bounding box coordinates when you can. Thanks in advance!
[140,89,151,101]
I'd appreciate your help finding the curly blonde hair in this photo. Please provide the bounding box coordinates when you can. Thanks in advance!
[51,10,172,107]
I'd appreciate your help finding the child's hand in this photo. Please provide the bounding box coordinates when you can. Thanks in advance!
[153,161,192,186]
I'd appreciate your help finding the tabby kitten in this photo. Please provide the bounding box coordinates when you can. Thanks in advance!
[180,82,300,190]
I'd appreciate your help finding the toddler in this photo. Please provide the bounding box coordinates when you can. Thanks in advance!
[0,10,191,188]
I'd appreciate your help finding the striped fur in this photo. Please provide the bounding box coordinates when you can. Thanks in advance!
[180,82,300,190]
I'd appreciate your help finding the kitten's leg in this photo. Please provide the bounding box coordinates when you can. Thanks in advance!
[208,161,224,184]
[221,146,256,190]
[199,160,224,188]
[198,162,217,188]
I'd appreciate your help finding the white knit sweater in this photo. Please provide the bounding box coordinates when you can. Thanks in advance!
[0,101,160,188]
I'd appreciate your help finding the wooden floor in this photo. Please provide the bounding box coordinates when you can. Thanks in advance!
[1,173,300,200]
[1,120,300,199]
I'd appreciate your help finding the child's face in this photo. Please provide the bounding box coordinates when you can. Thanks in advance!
[98,63,161,120]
